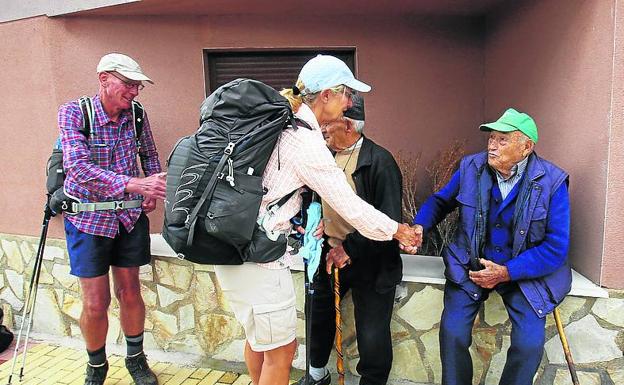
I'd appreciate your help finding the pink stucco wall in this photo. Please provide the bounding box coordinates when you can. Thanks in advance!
[0,14,484,238]
[602,0,624,288]
[484,0,617,285]
[1,2,622,287]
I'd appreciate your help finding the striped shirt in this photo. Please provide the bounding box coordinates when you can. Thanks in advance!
[59,95,162,238]
[259,104,398,269]
[494,156,528,199]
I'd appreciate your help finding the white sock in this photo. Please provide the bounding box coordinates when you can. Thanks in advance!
[309,366,327,381]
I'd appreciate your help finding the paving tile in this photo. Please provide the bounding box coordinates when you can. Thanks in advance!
[189,367,211,379]
[232,374,252,385]
[219,371,238,384]
[164,366,195,384]
[198,370,225,385]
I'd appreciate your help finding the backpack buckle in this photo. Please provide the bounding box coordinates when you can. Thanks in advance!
[224,142,235,155]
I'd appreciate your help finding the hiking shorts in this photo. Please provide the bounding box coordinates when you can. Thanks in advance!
[64,213,151,278]
[214,263,297,352]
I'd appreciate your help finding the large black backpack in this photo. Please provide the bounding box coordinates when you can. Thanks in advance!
[163,78,309,265]
[46,97,144,215]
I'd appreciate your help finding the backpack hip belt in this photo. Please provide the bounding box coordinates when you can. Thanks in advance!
[64,199,143,214]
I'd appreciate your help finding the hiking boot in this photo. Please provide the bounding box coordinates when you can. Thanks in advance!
[84,361,108,385]
[294,371,331,385]
[125,352,158,385]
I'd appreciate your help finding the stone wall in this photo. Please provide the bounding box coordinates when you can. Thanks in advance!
[1,233,622,385]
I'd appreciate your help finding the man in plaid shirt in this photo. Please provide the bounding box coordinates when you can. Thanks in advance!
[58,53,166,385]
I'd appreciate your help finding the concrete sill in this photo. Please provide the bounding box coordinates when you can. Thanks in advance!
[150,234,608,299]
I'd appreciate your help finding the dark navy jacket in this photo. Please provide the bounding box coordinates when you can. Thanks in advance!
[414,151,571,318]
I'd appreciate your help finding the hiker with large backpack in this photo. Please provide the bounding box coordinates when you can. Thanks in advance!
[187,55,420,385]
[58,53,165,385]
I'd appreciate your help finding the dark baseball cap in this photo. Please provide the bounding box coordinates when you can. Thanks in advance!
[344,94,365,121]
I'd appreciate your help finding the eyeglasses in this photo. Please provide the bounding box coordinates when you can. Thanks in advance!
[108,71,144,91]
[342,86,356,100]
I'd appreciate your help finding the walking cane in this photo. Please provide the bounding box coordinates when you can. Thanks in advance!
[304,259,315,385]
[333,267,345,385]
[6,200,53,384]
[553,307,580,385]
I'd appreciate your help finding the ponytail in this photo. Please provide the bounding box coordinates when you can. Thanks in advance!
[280,80,304,112]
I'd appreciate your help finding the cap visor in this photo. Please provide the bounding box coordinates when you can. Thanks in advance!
[344,78,371,93]
[117,70,154,84]
[479,122,517,132]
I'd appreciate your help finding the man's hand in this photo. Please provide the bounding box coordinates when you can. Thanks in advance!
[326,244,351,273]
[142,197,157,214]
[468,258,510,289]
[126,172,167,200]
[399,224,423,254]
[393,223,421,248]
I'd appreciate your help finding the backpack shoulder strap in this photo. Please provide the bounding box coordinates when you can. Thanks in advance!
[290,116,313,131]
[132,100,144,150]
[78,96,95,139]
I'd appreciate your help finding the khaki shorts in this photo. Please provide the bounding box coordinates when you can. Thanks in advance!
[214,263,297,352]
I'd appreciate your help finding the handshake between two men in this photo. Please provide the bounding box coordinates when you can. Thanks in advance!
[396,223,423,255]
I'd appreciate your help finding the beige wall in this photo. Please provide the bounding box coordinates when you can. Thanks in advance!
[602,0,624,288]
[0,14,484,238]
[484,0,617,285]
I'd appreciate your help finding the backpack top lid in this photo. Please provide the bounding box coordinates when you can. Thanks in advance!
[196,78,294,161]
[200,78,290,127]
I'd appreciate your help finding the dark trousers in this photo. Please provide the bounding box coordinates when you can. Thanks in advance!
[440,281,545,385]
[308,268,395,385]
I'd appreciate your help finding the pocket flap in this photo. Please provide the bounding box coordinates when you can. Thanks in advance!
[252,296,296,315]
[456,192,477,207]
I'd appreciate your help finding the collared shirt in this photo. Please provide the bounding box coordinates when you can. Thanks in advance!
[259,104,398,269]
[323,136,363,248]
[493,156,528,200]
[59,95,162,238]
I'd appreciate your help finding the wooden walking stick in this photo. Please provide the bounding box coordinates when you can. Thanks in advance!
[334,267,345,385]
[553,307,580,385]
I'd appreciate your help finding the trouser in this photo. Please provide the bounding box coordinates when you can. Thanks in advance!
[440,281,546,385]
[308,266,395,385]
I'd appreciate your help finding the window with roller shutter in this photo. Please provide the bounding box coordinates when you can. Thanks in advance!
[203,49,355,94]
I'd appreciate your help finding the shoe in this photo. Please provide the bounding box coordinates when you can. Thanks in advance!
[125,352,159,385]
[84,361,108,385]
[294,371,331,385]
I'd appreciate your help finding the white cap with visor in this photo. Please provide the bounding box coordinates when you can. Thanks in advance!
[96,53,153,84]
[299,55,371,94]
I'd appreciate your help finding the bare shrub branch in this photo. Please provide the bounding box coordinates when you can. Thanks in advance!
[396,141,466,256]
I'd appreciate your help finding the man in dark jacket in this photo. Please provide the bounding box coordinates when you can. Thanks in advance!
[412,108,571,385]
[295,95,403,385]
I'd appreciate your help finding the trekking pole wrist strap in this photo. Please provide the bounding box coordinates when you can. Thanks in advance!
[69,199,143,213]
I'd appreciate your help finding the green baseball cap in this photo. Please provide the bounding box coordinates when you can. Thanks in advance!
[479,108,538,143]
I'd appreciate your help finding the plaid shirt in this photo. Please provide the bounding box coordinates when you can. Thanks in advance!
[259,104,398,269]
[59,95,162,238]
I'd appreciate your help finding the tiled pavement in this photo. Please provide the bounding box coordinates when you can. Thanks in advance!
[0,343,254,385]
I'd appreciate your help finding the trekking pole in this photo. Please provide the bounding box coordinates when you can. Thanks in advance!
[6,201,52,384]
[333,267,345,385]
[553,307,580,385]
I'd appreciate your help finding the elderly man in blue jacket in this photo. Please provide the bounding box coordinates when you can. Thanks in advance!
[412,108,571,385]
